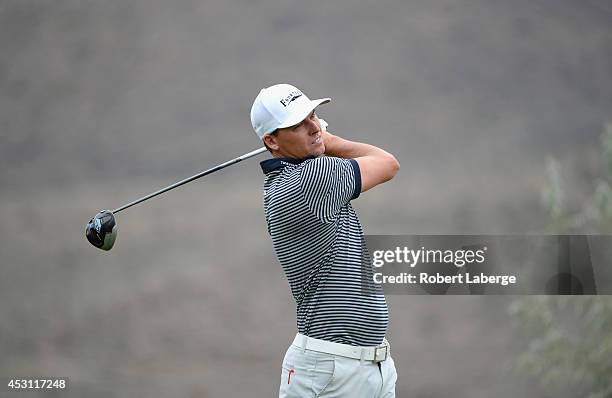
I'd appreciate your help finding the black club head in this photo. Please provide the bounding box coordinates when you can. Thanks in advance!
[86,210,117,251]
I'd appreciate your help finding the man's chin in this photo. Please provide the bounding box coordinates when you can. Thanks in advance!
[313,144,325,157]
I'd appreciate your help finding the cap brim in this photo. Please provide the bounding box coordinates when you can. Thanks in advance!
[277,98,331,129]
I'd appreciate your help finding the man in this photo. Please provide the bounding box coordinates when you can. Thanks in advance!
[250,83,400,398]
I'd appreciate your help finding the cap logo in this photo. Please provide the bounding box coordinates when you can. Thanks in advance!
[279,90,303,107]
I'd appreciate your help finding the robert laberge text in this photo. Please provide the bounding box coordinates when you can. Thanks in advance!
[373,272,517,286]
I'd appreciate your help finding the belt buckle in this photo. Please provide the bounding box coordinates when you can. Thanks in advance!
[374,345,388,362]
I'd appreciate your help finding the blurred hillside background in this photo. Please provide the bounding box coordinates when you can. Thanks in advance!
[1,0,611,397]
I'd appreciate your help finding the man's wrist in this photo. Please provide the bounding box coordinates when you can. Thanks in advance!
[323,132,345,157]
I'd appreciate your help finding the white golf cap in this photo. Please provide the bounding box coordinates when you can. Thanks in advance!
[250,83,330,139]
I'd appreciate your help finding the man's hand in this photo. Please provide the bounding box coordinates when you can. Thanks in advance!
[317,117,329,132]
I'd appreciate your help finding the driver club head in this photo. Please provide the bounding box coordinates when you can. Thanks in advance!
[86,210,117,251]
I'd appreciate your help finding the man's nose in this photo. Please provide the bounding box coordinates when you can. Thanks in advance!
[305,118,318,133]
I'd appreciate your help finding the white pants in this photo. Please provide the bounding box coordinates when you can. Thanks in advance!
[279,342,397,397]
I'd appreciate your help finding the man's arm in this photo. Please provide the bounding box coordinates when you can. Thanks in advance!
[322,131,400,193]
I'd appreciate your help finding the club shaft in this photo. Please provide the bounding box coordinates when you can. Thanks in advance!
[112,147,267,214]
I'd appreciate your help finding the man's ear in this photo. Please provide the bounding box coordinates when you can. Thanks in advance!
[263,134,280,151]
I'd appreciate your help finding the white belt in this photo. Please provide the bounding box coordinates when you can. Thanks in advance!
[292,333,389,362]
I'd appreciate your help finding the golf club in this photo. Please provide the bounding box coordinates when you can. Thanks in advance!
[85,146,267,251]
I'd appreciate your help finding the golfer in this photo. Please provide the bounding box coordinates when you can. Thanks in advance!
[250,84,399,398]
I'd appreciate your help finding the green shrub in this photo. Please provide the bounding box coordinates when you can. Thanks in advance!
[512,122,612,398]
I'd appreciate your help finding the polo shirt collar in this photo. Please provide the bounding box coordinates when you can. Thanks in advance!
[260,156,317,174]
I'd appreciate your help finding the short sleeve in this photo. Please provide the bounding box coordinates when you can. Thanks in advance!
[299,156,361,223]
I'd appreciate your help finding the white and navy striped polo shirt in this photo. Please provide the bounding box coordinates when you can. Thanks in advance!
[260,155,388,347]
